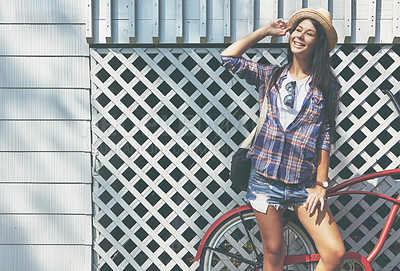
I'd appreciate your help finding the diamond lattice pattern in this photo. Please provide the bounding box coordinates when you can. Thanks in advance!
[91,45,400,271]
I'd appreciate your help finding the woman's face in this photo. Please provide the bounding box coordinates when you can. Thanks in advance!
[290,19,318,59]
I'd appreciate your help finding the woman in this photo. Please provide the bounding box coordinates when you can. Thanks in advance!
[221,8,345,271]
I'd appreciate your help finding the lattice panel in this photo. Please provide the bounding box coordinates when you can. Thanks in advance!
[90,46,400,271]
[329,44,400,271]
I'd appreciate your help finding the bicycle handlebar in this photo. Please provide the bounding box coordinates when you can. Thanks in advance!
[381,88,400,114]
[327,168,400,194]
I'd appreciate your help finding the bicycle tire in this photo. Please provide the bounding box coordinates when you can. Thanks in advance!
[341,258,368,271]
[199,209,316,271]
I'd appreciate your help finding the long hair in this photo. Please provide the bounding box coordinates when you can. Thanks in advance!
[268,18,340,143]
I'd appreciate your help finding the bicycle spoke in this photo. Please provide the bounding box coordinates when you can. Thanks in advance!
[240,212,262,261]
[212,229,258,269]
[341,258,367,271]
[204,246,259,266]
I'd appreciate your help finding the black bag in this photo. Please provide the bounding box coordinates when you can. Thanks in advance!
[229,147,252,190]
[229,126,257,191]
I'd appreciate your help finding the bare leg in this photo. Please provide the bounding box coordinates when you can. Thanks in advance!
[253,206,286,271]
[295,202,345,271]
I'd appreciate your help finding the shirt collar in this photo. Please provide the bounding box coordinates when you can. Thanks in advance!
[279,64,291,80]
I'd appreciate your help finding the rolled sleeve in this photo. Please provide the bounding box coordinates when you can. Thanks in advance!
[220,55,263,86]
[317,78,340,152]
[317,119,331,152]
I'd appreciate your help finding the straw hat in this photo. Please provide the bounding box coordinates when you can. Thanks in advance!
[288,8,338,52]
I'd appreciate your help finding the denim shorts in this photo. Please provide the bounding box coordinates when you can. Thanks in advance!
[244,169,316,213]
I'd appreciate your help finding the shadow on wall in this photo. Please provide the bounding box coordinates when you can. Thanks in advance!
[0,0,92,270]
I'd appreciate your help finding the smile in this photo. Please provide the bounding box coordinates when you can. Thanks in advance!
[293,41,305,47]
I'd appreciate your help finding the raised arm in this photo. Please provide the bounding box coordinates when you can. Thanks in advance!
[221,19,291,57]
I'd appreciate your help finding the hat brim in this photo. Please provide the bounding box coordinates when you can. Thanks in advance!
[288,9,338,52]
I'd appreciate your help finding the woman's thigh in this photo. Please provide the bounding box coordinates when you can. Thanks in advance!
[295,202,345,256]
[253,206,285,250]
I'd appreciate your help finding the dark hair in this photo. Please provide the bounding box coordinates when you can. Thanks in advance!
[268,18,340,144]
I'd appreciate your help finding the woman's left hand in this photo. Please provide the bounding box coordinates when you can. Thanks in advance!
[304,185,326,213]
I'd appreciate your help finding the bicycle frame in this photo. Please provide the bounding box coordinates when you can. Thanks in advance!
[326,168,400,265]
[193,168,400,269]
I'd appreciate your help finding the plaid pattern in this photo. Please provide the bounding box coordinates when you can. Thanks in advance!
[222,56,333,184]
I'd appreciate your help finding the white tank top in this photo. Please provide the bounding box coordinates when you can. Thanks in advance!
[276,72,310,131]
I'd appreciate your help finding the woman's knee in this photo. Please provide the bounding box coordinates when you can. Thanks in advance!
[320,242,345,266]
[263,242,285,260]
[336,245,346,263]
[263,246,285,267]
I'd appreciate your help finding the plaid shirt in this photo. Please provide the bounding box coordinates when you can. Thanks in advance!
[222,56,335,184]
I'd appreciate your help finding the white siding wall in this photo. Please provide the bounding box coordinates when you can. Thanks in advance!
[0,0,91,270]
[88,0,400,44]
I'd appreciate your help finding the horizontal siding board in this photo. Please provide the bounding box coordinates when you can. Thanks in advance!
[0,57,89,87]
[0,0,85,23]
[0,152,91,183]
[0,89,90,120]
[0,25,87,56]
[0,121,91,151]
[0,184,91,214]
[0,57,89,88]
[0,245,91,271]
[0,215,91,244]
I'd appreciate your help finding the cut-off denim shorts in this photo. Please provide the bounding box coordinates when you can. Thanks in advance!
[244,169,316,213]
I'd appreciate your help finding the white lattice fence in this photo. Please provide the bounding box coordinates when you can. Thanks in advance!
[90,45,400,271]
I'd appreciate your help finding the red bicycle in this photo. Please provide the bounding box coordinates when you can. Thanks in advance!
[193,89,400,271]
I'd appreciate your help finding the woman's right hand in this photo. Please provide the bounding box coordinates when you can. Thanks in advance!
[221,19,290,57]
[263,19,291,37]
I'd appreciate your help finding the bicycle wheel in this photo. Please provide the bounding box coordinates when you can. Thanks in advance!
[341,258,367,271]
[199,209,316,271]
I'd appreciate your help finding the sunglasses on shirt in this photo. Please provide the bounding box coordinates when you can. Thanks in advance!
[284,81,296,108]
